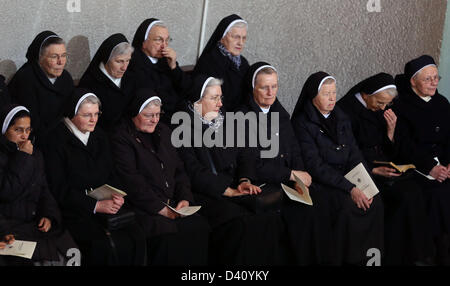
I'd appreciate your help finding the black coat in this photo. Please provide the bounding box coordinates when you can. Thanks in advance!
[43,122,117,223]
[393,75,450,174]
[78,66,136,134]
[0,136,79,263]
[237,97,304,184]
[8,63,74,147]
[338,92,412,170]
[0,137,61,227]
[110,119,195,236]
[193,46,249,111]
[0,75,10,108]
[124,49,191,124]
[177,107,257,226]
[291,101,367,193]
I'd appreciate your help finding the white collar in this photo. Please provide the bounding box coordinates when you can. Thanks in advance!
[99,62,121,88]
[148,56,158,64]
[322,113,331,118]
[63,117,90,146]
[260,106,271,114]
[355,92,368,108]
[418,94,432,102]
[48,77,56,84]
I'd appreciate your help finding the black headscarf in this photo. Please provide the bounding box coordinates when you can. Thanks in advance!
[127,88,161,118]
[395,55,438,97]
[291,71,335,120]
[344,72,395,100]
[199,14,246,60]
[186,74,218,104]
[87,33,129,71]
[25,30,59,62]
[0,104,30,135]
[63,88,99,119]
[404,55,436,81]
[131,18,161,49]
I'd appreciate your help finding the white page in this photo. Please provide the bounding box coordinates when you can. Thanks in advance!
[281,183,313,206]
[344,162,379,199]
[0,240,37,259]
[163,202,201,217]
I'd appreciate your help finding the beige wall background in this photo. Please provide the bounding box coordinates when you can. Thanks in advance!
[0,0,447,113]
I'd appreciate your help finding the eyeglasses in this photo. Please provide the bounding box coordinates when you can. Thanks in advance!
[206,95,224,103]
[420,75,441,84]
[141,111,164,120]
[78,111,102,119]
[152,37,172,45]
[228,34,247,43]
[13,127,32,135]
[46,53,68,62]
[376,101,393,108]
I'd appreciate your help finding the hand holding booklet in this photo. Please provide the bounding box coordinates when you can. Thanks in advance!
[373,161,416,173]
[86,184,127,201]
[281,173,313,206]
[0,240,37,259]
[345,162,379,199]
[163,202,201,217]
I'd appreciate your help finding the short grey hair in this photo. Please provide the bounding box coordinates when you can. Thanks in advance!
[108,42,134,63]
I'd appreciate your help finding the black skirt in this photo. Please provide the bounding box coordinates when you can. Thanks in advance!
[1,218,78,264]
[323,186,384,265]
[377,174,435,265]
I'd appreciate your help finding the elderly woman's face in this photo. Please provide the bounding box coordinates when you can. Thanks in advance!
[142,26,170,59]
[132,104,161,133]
[313,82,336,115]
[411,66,439,97]
[220,26,247,56]
[39,44,67,78]
[362,91,395,112]
[105,53,131,78]
[71,103,100,133]
[199,85,223,120]
[253,72,278,108]
[5,116,31,145]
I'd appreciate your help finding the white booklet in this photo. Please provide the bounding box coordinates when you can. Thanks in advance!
[344,162,380,199]
[86,184,127,201]
[163,202,201,217]
[0,240,37,259]
[280,173,313,206]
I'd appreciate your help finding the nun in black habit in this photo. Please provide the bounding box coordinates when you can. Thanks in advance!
[193,14,250,112]
[291,72,384,265]
[177,74,286,265]
[125,18,192,126]
[8,31,74,147]
[236,62,335,265]
[43,89,146,266]
[0,104,78,266]
[338,73,435,265]
[110,90,210,265]
[78,33,136,134]
[393,55,450,265]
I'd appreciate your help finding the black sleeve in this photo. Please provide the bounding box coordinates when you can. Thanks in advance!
[292,119,355,193]
[110,132,167,215]
[178,146,234,199]
[44,144,97,216]
[0,151,35,202]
